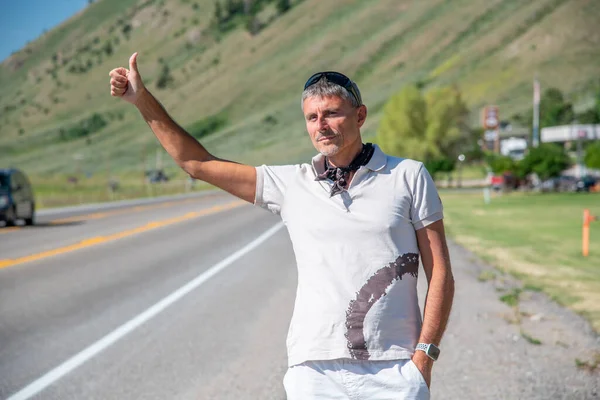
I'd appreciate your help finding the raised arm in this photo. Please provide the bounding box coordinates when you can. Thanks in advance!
[109,53,257,203]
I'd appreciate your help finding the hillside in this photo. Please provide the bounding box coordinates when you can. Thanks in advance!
[1,0,599,177]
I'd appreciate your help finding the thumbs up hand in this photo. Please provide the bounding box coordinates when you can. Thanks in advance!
[109,52,145,105]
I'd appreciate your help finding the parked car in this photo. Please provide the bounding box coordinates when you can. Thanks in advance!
[490,175,504,191]
[541,175,598,193]
[541,175,578,192]
[0,168,35,226]
[145,169,169,183]
[576,175,598,192]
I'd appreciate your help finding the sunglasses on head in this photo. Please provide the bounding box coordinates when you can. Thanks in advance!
[303,71,363,106]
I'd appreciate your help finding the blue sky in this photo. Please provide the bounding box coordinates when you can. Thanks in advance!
[0,0,88,62]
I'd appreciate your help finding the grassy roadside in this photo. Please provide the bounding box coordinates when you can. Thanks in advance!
[440,190,600,332]
[30,171,214,209]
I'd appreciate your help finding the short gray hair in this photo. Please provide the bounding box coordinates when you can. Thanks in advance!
[301,77,361,109]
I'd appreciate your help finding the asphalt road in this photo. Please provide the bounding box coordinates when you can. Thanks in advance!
[1,191,598,399]
[1,192,294,400]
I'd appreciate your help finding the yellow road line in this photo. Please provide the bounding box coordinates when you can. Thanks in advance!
[0,200,245,270]
[49,198,201,224]
[0,197,206,233]
[0,227,21,234]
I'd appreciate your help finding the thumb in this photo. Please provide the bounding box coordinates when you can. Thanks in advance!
[129,52,139,74]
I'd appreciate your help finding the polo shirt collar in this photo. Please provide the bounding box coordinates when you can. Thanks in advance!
[310,143,387,174]
[364,144,387,171]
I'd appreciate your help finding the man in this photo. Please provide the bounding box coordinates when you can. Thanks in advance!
[109,53,455,400]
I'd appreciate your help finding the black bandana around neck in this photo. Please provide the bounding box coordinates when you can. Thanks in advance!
[315,143,375,197]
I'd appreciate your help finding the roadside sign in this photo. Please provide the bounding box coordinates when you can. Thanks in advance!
[482,106,499,130]
[484,130,498,141]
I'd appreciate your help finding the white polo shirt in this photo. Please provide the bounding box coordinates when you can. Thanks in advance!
[254,144,443,367]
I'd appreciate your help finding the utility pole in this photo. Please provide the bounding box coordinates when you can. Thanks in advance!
[532,75,540,148]
[569,120,586,178]
[141,143,147,185]
[576,123,586,179]
[156,148,163,170]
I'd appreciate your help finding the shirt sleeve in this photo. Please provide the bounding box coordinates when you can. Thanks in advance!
[254,164,300,215]
[410,163,444,230]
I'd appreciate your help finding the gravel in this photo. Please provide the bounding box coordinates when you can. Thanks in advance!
[424,241,600,399]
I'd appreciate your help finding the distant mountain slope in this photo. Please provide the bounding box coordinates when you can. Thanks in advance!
[1,0,599,175]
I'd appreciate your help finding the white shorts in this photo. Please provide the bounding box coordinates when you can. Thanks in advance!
[283,358,430,400]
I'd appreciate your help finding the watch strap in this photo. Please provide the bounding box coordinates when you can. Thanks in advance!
[416,343,429,352]
[416,342,440,361]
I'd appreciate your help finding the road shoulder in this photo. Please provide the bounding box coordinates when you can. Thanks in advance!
[421,240,600,399]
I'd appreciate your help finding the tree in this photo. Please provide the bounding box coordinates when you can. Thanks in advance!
[244,1,260,35]
[540,88,574,128]
[276,0,291,14]
[485,152,516,175]
[376,85,428,160]
[463,128,485,162]
[511,87,575,130]
[576,88,600,124]
[225,0,243,18]
[214,1,224,24]
[103,40,113,56]
[424,157,455,179]
[585,141,600,169]
[595,89,600,121]
[245,13,260,35]
[122,23,133,39]
[423,86,470,160]
[156,64,174,89]
[518,143,571,180]
[376,84,471,177]
[244,0,252,14]
[576,108,600,124]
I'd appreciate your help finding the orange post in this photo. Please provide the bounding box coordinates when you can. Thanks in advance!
[583,209,599,257]
[583,209,590,257]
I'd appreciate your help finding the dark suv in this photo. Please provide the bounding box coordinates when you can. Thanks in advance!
[0,168,35,226]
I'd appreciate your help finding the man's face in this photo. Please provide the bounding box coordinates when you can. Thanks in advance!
[302,95,367,157]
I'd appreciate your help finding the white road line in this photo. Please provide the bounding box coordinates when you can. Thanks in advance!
[7,222,285,400]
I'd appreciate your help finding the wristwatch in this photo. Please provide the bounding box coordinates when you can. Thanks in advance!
[416,343,440,361]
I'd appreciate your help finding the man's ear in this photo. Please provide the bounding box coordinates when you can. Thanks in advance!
[357,105,368,128]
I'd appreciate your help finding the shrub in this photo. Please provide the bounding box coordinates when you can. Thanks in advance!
[122,23,132,38]
[263,115,277,125]
[485,152,516,175]
[187,113,228,139]
[519,143,571,180]
[103,40,113,56]
[585,141,600,169]
[276,0,291,14]
[58,113,109,142]
[425,157,455,180]
[156,64,174,89]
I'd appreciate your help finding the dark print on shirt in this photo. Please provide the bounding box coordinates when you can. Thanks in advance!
[344,253,419,360]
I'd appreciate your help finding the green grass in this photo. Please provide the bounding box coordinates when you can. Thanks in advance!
[575,352,600,371]
[499,288,522,307]
[30,171,214,209]
[521,331,542,345]
[441,190,600,332]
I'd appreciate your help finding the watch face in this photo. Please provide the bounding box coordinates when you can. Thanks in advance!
[428,345,440,360]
